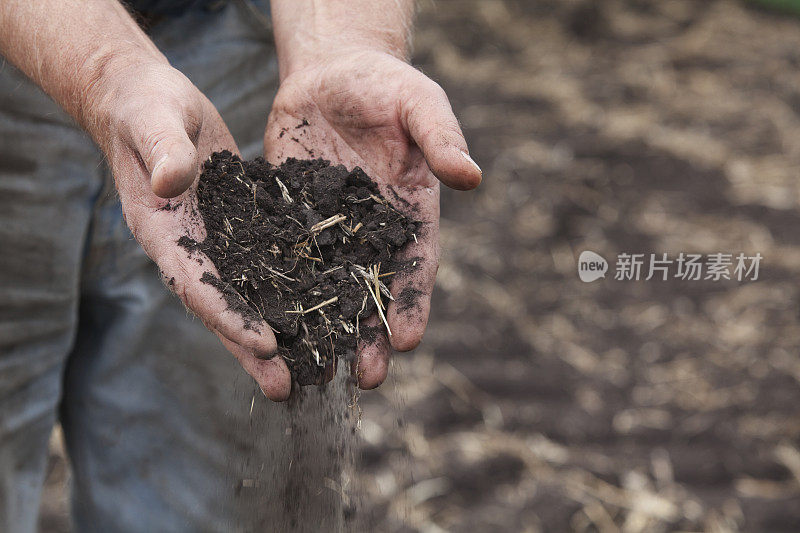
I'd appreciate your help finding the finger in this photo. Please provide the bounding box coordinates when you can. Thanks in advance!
[129,196,278,358]
[382,180,439,352]
[402,76,482,191]
[386,237,438,352]
[157,246,279,359]
[355,315,392,389]
[125,103,200,199]
[216,333,291,401]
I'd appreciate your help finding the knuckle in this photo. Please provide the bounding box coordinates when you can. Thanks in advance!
[425,78,448,101]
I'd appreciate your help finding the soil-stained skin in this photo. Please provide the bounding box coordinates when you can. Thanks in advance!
[180,151,422,385]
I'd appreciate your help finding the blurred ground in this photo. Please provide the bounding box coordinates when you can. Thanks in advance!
[353,0,800,531]
[40,0,800,531]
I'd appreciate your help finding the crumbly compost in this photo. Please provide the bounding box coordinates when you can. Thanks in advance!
[179,151,421,386]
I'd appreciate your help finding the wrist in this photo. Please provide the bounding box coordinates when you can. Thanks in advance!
[279,42,407,80]
[270,0,414,79]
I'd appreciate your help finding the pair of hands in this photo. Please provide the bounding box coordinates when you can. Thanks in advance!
[96,50,480,401]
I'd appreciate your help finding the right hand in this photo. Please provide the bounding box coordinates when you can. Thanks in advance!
[86,59,292,401]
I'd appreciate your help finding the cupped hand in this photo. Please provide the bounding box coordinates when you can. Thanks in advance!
[90,60,291,400]
[264,49,481,390]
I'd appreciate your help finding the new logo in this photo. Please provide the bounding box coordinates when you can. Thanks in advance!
[578,251,608,282]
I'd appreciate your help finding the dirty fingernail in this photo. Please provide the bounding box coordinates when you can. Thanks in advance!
[461,150,482,174]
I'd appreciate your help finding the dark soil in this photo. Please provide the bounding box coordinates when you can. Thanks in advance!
[180,151,421,386]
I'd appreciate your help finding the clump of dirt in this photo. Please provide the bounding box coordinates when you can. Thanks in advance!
[179,151,422,386]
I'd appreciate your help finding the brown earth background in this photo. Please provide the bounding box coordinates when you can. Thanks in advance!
[40,0,800,531]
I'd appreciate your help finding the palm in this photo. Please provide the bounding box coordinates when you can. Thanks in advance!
[266,54,438,189]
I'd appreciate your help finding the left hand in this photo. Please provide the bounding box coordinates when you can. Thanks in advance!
[264,49,481,389]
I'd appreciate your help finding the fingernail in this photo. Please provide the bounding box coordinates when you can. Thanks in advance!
[461,150,482,175]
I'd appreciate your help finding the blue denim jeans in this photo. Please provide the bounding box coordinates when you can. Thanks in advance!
[0,3,347,531]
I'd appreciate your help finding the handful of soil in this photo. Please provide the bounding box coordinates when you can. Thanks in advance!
[179,151,421,386]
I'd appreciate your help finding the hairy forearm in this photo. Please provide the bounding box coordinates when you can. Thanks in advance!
[0,0,165,134]
[270,0,415,79]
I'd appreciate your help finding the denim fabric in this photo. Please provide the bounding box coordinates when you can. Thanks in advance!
[0,2,347,532]
[129,0,212,17]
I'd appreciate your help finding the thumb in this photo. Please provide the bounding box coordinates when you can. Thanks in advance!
[132,111,200,199]
[403,76,482,190]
